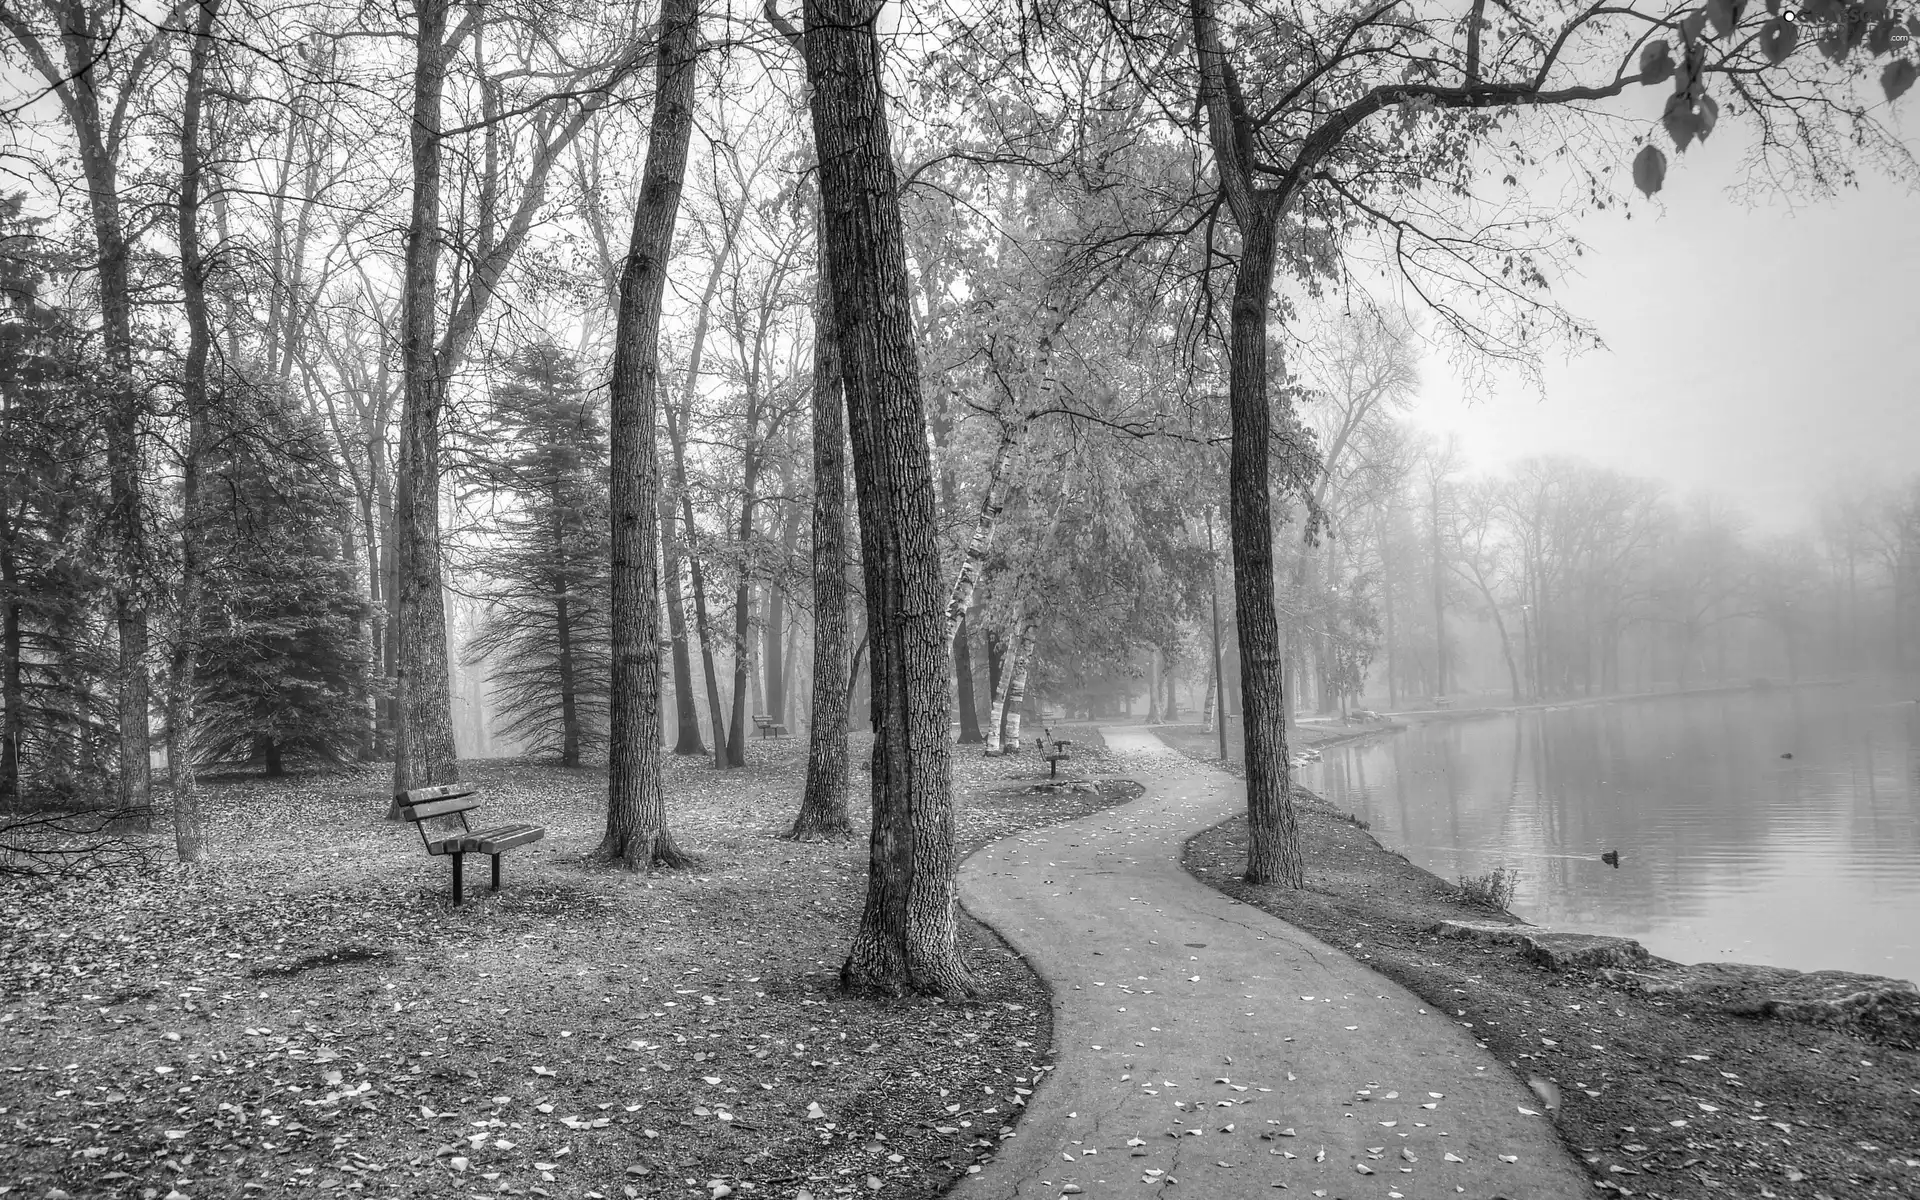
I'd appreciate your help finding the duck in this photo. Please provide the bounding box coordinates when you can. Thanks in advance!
[1780,752,1793,759]
[1601,850,1620,868]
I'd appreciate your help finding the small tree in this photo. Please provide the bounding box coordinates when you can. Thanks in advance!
[466,343,612,767]
[193,399,370,777]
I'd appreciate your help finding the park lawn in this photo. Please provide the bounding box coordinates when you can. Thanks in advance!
[1182,770,1920,1200]
[0,729,1137,1200]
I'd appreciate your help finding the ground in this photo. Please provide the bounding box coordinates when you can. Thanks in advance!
[0,729,1138,1200]
[1163,722,1920,1200]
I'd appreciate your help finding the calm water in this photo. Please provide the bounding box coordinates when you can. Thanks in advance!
[1305,682,1920,984]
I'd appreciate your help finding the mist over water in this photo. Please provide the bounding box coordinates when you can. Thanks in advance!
[1306,680,1920,984]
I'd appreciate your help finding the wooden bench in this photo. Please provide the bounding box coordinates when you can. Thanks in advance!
[752,713,788,738]
[1045,737,1073,779]
[396,784,546,906]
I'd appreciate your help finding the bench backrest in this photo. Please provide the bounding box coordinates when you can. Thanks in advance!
[396,785,479,823]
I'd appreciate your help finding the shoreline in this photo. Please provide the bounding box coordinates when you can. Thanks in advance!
[1156,727,1920,1199]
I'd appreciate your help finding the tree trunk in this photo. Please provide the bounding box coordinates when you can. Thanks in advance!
[726,457,760,766]
[943,420,1021,647]
[555,589,580,767]
[985,629,1004,728]
[1146,646,1161,723]
[766,511,797,725]
[1162,649,1179,720]
[1429,477,1447,698]
[785,250,851,841]
[392,0,461,803]
[954,609,982,743]
[992,611,1039,752]
[0,533,16,802]
[1223,211,1300,887]
[165,0,220,864]
[660,497,705,754]
[803,0,969,998]
[38,11,155,818]
[597,0,699,870]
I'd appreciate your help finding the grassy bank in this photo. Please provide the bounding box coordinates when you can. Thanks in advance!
[1169,739,1920,1199]
[0,730,1136,1200]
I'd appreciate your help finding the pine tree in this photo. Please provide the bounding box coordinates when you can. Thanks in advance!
[465,343,611,768]
[0,196,117,805]
[192,397,370,776]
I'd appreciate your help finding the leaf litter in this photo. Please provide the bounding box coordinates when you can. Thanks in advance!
[1,729,1142,1199]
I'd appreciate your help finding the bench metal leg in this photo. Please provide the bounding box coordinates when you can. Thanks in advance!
[491,853,501,892]
[452,852,464,906]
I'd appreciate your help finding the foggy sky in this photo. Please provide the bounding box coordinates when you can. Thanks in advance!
[1409,124,1920,532]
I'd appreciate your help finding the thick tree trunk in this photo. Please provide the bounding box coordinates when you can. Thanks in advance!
[803,0,969,997]
[392,0,461,802]
[598,0,699,871]
[1224,210,1299,887]
[1189,0,1302,887]
[785,254,851,841]
[164,0,220,864]
[953,609,982,743]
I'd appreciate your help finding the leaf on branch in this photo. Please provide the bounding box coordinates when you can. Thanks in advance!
[1759,17,1799,62]
[1640,40,1676,84]
[1695,93,1720,140]
[1681,11,1708,42]
[1632,144,1669,196]
[1663,94,1699,151]
[1884,58,1919,101]
[1706,0,1738,38]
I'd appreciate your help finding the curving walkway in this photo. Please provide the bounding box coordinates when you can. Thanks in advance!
[950,726,1590,1199]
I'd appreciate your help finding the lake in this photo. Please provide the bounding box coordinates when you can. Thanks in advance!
[1304,682,1920,984]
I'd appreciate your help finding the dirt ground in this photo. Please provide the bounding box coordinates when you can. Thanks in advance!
[1175,734,1920,1200]
[0,730,1137,1200]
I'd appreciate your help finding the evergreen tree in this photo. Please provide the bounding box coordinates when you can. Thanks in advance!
[192,396,370,776]
[465,343,611,767]
[0,197,117,805]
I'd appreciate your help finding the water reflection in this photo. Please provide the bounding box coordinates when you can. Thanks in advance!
[1307,682,1920,984]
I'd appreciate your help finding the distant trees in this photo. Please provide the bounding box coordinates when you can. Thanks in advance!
[465,344,611,768]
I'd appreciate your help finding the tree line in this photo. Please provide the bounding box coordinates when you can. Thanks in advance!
[1,0,1913,993]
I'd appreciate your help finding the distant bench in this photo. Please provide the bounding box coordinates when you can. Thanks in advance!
[752,713,788,738]
[396,785,546,906]
[1045,737,1073,778]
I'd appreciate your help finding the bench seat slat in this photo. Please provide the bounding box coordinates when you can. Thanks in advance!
[397,784,475,805]
[402,797,481,822]
[422,833,464,856]
[464,824,546,854]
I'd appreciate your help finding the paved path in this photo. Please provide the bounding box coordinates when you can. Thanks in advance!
[950,727,1590,1200]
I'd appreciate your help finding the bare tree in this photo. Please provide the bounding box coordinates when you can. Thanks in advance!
[598,0,700,871]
